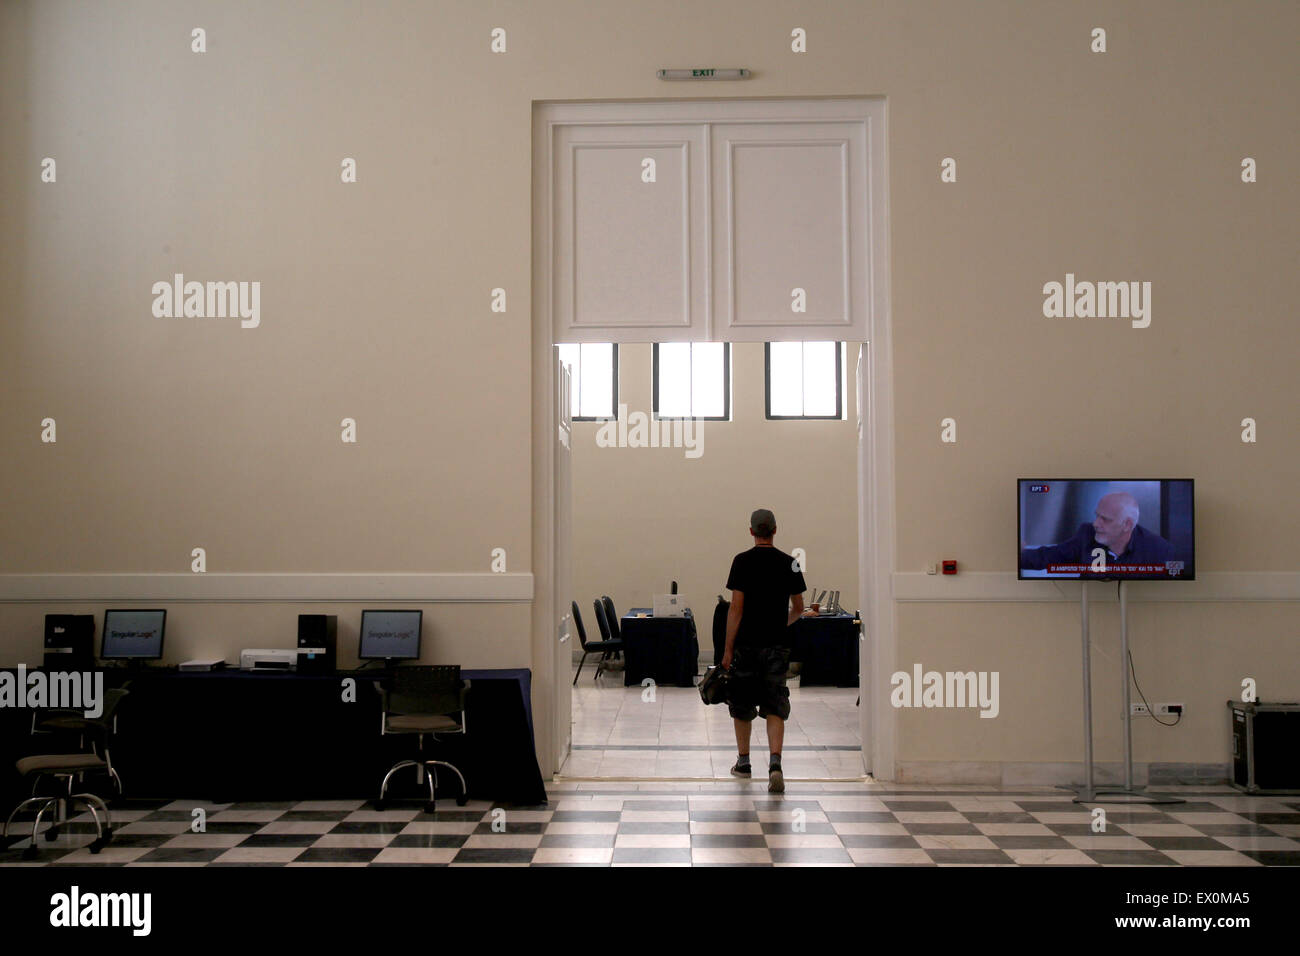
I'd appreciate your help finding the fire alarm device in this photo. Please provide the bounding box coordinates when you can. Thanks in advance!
[942,560,958,575]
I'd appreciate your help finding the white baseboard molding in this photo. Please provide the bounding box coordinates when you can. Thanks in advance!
[894,571,1300,602]
[0,572,534,603]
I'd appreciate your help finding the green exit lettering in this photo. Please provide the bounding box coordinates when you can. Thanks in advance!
[692,69,714,77]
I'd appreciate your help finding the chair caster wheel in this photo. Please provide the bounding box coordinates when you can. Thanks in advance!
[423,802,437,814]
[456,794,469,807]
[21,846,37,861]
[88,839,103,855]
[43,826,59,842]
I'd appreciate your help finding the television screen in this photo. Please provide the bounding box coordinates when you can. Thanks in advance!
[101,609,167,659]
[1018,479,1194,580]
[358,609,422,660]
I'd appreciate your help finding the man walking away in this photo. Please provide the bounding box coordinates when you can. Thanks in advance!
[721,508,806,793]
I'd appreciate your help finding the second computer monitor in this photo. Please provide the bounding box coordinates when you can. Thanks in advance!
[359,609,422,661]
[101,609,167,660]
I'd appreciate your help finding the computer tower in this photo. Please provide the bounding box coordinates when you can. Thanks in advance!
[1228,701,1300,794]
[297,614,337,674]
[44,614,95,670]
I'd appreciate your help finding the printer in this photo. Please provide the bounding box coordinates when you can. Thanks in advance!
[239,648,299,672]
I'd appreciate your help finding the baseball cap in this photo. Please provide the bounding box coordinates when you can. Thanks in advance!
[750,509,776,536]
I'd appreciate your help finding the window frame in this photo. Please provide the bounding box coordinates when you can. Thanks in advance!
[764,341,844,420]
[651,342,732,422]
[560,343,619,422]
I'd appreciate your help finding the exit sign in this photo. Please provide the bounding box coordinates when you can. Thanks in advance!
[657,68,751,80]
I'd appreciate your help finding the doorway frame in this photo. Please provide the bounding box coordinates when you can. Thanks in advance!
[530,95,896,780]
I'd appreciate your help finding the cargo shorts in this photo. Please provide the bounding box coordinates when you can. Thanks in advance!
[727,645,792,721]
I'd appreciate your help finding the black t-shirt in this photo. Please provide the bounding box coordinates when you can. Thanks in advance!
[725,546,807,648]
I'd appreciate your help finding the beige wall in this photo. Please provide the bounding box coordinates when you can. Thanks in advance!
[569,343,859,658]
[2,1,1296,780]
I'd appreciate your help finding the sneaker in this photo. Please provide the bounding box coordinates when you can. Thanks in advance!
[768,767,785,793]
[730,761,752,778]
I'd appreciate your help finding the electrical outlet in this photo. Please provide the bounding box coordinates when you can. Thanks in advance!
[925,563,937,575]
[1154,702,1184,716]
[1130,702,1149,716]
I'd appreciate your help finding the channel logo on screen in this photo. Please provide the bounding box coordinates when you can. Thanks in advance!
[1029,484,1050,493]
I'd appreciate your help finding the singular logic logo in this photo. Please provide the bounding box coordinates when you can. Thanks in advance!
[595,403,704,459]
[1042,273,1151,328]
[890,664,1000,718]
[151,273,260,328]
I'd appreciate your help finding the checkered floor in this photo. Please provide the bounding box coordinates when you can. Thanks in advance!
[3,782,1298,865]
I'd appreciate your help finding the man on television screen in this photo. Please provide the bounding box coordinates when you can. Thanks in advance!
[1021,491,1175,573]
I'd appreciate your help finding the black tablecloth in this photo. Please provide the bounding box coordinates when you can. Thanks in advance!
[620,609,699,688]
[0,666,547,808]
[790,614,860,687]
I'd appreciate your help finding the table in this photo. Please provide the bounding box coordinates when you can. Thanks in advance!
[790,614,860,687]
[619,609,699,688]
[0,667,547,808]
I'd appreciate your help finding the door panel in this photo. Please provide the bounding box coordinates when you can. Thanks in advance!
[554,352,574,767]
[711,122,868,341]
[552,124,709,342]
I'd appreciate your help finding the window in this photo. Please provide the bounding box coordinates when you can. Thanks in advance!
[765,342,843,419]
[557,343,618,421]
[653,342,730,420]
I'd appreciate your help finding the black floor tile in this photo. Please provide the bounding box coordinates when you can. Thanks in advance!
[1139,836,1234,850]
[1082,849,1177,865]
[769,847,853,864]
[451,848,538,864]
[689,834,767,848]
[472,821,546,834]
[328,822,409,835]
[760,821,836,834]
[537,834,617,848]
[1239,850,1300,866]
[388,833,468,849]
[237,833,322,848]
[294,847,384,863]
[548,811,622,823]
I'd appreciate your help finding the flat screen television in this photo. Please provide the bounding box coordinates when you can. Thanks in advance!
[1018,479,1194,580]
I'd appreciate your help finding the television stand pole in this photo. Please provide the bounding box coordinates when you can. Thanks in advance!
[1091,580,1184,804]
[1064,582,1097,802]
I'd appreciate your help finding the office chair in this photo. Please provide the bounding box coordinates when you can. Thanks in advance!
[600,595,622,641]
[4,688,128,859]
[31,682,129,796]
[375,665,469,812]
[573,600,623,684]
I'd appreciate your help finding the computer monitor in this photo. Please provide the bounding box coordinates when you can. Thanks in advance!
[1018,479,1195,580]
[358,609,423,661]
[101,609,167,660]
